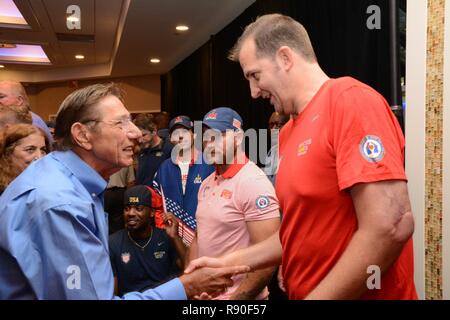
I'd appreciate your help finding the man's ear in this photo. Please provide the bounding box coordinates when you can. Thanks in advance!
[16,96,25,106]
[276,46,294,71]
[71,122,93,150]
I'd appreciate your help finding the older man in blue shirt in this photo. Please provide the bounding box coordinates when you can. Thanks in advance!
[0,83,248,300]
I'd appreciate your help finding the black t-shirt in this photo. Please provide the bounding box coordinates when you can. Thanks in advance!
[109,228,180,295]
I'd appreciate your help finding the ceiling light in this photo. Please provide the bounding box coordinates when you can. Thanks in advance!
[0,65,4,68]
[176,25,189,31]
[150,58,160,64]
[75,54,84,60]
[0,44,50,64]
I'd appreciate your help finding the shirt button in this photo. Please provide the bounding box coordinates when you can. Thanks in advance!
[92,193,96,197]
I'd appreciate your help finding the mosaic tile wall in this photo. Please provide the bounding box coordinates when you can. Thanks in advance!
[425,0,445,300]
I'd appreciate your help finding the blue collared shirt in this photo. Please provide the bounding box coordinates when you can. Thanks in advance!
[0,150,186,300]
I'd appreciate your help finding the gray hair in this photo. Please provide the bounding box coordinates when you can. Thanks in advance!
[54,83,124,150]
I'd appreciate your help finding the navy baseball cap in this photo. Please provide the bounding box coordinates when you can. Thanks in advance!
[124,185,152,207]
[169,115,193,133]
[203,107,243,132]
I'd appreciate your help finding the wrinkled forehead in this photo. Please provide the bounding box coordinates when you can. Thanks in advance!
[94,95,129,119]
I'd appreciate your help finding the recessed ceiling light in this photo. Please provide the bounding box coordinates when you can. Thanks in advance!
[176,25,189,31]
[75,54,84,60]
[150,58,160,64]
[0,65,5,68]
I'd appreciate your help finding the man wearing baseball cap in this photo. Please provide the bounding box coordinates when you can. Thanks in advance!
[153,115,214,247]
[186,107,281,300]
[109,185,187,295]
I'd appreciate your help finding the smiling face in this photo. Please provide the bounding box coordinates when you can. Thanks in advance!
[124,205,154,232]
[84,95,142,176]
[238,39,288,113]
[202,128,238,165]
[9,132,47,172]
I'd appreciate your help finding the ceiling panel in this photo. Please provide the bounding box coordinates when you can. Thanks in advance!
[42,0,95,35]
[0,0,256,82]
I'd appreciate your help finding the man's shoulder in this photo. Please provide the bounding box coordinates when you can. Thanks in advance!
[329,77,381,99]
[109,229,127,247]
[235,161,275,193]
[159,157,177,170]
[239,161,267,178]
[162,139,174,152]
[2,154,92,212]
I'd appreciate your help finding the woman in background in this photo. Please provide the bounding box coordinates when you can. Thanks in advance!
[0,124,49,195]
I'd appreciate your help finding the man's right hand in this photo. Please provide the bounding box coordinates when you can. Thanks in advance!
[184,256,226,274]
[179,265,250,299]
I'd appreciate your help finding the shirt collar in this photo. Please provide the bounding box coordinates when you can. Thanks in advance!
[52,150,107,196]
[215,156,249,179]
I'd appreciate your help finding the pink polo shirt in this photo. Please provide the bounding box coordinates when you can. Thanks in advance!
[196,159,280,300]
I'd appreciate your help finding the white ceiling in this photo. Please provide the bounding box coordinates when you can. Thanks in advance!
[0,0,255,83]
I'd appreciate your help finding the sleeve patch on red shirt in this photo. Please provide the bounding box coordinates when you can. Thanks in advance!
[359,135,385,163]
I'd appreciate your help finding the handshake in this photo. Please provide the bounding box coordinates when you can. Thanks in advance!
[179,257,248,299]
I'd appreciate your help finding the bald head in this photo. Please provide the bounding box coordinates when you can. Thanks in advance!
[0,80,30,110]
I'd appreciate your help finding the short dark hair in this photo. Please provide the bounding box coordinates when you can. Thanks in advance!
[133,113,157,132]
[54,83,124,150]
[229,13,317,63]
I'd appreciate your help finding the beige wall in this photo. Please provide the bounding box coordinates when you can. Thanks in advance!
[25,74,161,121]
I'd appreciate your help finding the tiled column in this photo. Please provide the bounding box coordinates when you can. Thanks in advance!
[424,0,445,300]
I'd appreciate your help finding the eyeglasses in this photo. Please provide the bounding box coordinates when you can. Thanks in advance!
[83,117,135,132]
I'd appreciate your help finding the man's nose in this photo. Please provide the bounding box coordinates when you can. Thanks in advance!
[250,82,261,99]
[128,122,142,139]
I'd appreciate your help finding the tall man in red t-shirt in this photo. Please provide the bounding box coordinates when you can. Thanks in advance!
[186,13,417,300]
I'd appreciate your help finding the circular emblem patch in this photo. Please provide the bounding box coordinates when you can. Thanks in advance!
[255,196,270,209]
[360,135,385,163]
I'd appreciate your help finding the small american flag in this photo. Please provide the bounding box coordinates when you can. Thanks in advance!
[165,198,196,246]
[153,181,196,246]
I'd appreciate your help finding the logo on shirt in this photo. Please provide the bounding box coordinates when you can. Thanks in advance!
[297,139,312,156]
[121,252,131,264]
[360,135,385,163]
[221,189,233,199]
[194,174,202,184]
[154,251,166,259]
[255,196,270,209]
[155,152,163,157]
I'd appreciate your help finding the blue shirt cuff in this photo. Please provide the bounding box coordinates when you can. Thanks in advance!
[143,277,187,300]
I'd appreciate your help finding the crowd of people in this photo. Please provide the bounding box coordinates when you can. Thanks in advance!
[0,13,417,300]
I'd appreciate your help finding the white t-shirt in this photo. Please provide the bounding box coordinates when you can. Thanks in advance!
[178,161,190,194]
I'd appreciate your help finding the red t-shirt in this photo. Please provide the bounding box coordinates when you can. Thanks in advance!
[277,77,417,300]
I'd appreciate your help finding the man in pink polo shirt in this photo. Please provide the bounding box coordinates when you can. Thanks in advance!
[187,107,280,300]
